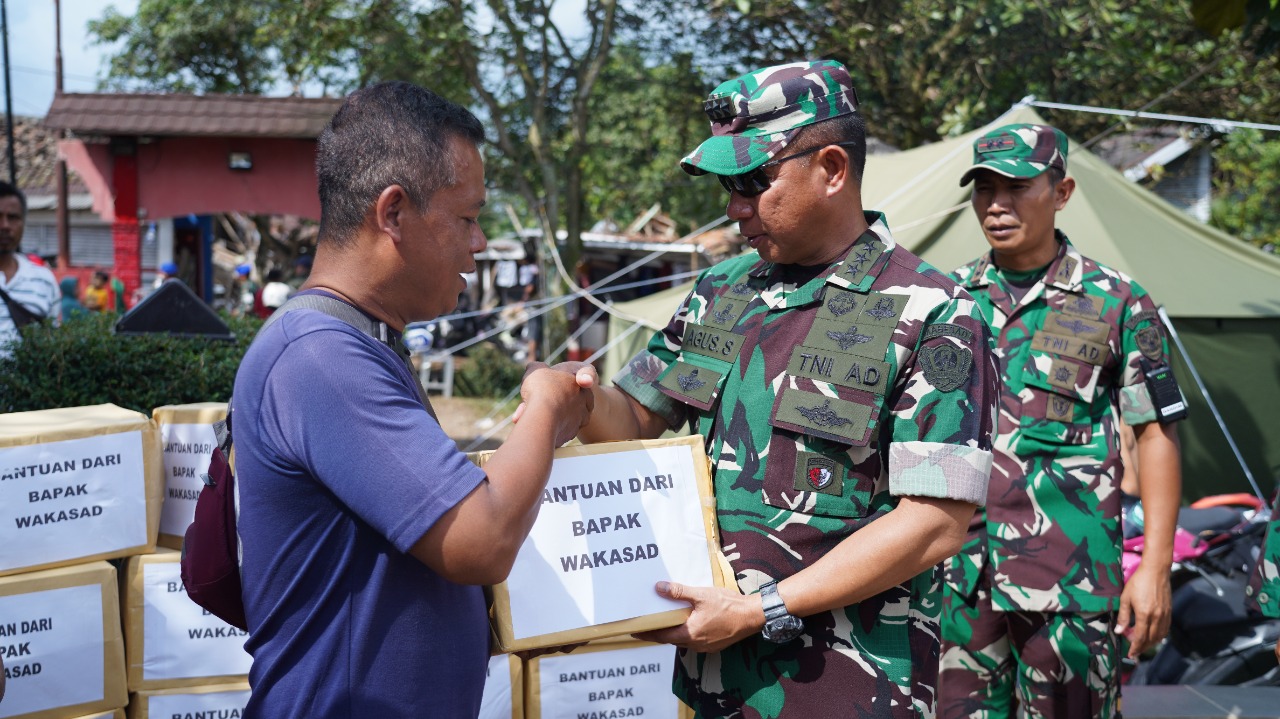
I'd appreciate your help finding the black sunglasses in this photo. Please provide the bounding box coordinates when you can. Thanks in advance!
[717,142,860,197]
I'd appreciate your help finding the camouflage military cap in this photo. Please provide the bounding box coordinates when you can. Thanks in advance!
[959,123,1069,187]
[680,59,860,177]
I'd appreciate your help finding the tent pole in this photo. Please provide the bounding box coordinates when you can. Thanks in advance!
[1158,307,1265,503]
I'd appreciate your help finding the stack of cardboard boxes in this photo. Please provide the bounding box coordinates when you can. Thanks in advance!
[0,403,247,719]
[2,405,715,718]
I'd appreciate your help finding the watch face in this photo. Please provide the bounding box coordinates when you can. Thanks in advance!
[763,616,804,643]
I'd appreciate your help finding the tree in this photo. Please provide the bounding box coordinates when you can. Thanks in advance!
[693,1,1280,149]
[1209,129,1280,254]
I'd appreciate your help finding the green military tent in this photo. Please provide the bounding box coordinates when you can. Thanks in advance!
[602,106,1280,501]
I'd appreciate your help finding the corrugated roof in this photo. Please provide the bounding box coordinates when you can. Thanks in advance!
[43,93,344,139]
[0,116,87,195]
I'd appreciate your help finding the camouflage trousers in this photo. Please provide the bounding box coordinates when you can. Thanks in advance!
[938,576,1121,719]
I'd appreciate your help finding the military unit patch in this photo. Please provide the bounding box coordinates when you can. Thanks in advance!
[705,297,752,330]
[919,343,974,392]
[1135,325,1164,362]
[794,452,843,496]
[1046,393,1076,422]
[1061,293,1103,319]
[1046,357,1081,393]
[657,360,724,410]
[826,292,859,317]
[728,281,755,297]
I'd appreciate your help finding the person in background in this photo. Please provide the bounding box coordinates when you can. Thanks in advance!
[0,181,60,360]
[260,268,292,315]
[82,271,113,312]
[60,277,89,320]
[111,275,127,312]
[938,123,1184,718]
[155,261,179,289]
[288,254,313,290]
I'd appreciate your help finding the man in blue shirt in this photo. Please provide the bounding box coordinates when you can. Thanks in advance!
[233,82,593,718]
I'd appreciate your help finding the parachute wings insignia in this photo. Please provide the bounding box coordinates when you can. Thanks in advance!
[677,368,707,392]
[826,325,873,351]
[795,399,853,428]
[1053,317,1093,335]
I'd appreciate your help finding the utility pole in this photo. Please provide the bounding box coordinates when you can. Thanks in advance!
[54,0,70,268]
[1,0,16,186]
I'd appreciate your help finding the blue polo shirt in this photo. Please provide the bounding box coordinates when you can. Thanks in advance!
[233,306,488,718]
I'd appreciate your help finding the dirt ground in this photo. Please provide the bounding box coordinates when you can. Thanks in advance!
[432,395,519,452]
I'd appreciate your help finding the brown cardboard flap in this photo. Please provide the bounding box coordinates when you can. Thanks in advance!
[0,562,127,719]
[128,681,251,719]
[121,551,250,692]
[525,641,693,719]
[151,403,228,550]
[0,404,162,578]
[485,435,731,653]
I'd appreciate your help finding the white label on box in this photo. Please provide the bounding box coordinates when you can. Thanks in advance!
[143,562,251,680]
[506,444,714,639]
[479,654,514,719]
[0,584,105,718]
[0,431,148,571]
[160,423,218,538]
[147,688,251,717]
[539,645,679,719]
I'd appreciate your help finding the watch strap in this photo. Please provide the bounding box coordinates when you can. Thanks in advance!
[760,580,790,621]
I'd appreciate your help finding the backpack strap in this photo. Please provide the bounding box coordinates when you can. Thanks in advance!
[260,293,439,421]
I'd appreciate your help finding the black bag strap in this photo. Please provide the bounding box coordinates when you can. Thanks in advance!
[0,284,46,329]
[258,293,439,421]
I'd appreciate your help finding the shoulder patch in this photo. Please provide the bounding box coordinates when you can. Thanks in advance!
[919,343,974,392]
[1135,325,1164,362]
[1125,308,1159,329]
[1061,293,1103,319]
[922,323,975,344]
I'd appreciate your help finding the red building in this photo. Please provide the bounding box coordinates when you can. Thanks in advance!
[44,93,343,301]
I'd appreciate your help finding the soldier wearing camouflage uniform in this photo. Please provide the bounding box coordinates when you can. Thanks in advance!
[538,60,999,718]
[937,124,1185,718]
[1245,501,1280,665]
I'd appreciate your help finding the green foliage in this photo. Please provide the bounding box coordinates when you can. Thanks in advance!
[1210,129,1280,253]
[453,343,525,398]
[580,48,726,233]
[702,1,1280,149]
[1193,0,1280,55]
[0,313,261,414]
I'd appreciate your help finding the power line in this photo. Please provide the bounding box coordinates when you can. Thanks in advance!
[1027,99,1280,134]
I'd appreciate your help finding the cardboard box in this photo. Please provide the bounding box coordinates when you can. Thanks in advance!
[66,712,124,719]
[151,403,227,550]
[121,551,251,691]
[0,404,162,577]
[480,653,523,719]
[478,435,731,652]
[0,562,127,719]
[525,642,693,719]
[127,682,250,719]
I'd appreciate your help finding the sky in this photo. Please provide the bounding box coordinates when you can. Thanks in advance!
[5,0,591,119]
[6,0,137,118]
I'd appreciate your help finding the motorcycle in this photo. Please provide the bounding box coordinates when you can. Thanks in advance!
[1124,493,1280,686]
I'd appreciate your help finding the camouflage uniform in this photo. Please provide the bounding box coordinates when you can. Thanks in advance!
[614,208,998,718]
[938,123,1184,716]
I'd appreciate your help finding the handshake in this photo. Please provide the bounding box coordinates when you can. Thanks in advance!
[512,361,601,447]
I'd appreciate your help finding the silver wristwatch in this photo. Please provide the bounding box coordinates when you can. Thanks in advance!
[759,580,804,643]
